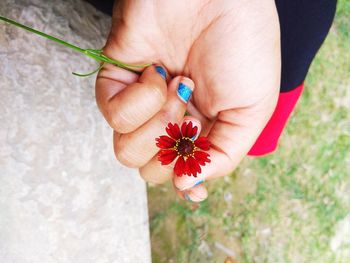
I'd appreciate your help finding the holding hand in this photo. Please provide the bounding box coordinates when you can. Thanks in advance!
[96,0,281,202]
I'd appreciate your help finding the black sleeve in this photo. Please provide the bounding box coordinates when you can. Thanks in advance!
[86,0,114,16]
[275,0,337,92]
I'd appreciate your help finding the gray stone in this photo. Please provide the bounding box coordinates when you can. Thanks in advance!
[0,1,151,262]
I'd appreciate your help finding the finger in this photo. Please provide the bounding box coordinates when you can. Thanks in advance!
[139,154,174,185]
[175,183,208,203]
[174,97,278,190]
[114,76,194,168]
[139,116,202,184]
[186,101,212,134]
[96,64,169,133]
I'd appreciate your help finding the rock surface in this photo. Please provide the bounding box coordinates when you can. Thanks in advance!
[0,1,151,262]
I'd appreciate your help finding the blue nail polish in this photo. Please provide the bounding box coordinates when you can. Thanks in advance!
[177,83,192,103]
[184,193,192,202]
[155,66,166,79]
[193,179,204,187]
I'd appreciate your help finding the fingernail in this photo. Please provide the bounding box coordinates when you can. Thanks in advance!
[193,179,204,188]
[155,66,166,79]
[177,82,192,103]
[191,131,199,140]
[184,193,192,202]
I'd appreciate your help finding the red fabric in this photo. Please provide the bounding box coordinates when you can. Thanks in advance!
[248,83,304,156]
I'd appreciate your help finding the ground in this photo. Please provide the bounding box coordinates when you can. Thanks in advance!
[148,1,350,262]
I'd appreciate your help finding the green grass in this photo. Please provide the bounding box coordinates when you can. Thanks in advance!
[148,1,350,262]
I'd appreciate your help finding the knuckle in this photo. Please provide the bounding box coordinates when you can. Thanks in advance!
[139,170,167,185]
[104,105,120,130]
[149,83,166,105]
[139,164,170,185]
[114,143,140,168]
[107,109,132,133]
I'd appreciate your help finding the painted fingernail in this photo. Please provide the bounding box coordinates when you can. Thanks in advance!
[193,179,204,188]
[177,83,192,103]
[191,131,199,140]
[184,193,192,202]
[155,66,166,79]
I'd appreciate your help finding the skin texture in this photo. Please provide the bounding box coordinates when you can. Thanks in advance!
[95,0,281,202]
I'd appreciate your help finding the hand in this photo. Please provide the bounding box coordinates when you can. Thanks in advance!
[95,0,281,202]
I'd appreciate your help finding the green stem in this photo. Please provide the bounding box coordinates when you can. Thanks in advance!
[72,63,105,77]
[0,16,85,54]
[0,15,151,72]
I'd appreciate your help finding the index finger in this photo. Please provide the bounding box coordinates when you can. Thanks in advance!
[96,63,169,133]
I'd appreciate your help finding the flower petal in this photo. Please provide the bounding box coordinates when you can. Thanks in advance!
[181,121,188,137]
[166,123,181,140]
[189,126,198,139]
[185,121,193,137]
[174,156,185,176]
[187,123,198,138]
[184,158,191,176]
[194,136,211,151]
[187,156,201,177]
[181,121,197,138]
[156,135,176,149]
[193,151,211,165]
[158,149,177,165]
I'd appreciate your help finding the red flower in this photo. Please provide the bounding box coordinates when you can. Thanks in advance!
[156,122,211,177]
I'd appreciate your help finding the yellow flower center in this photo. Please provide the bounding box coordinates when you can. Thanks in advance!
[174,137,195,157]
